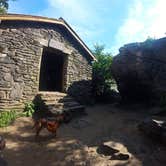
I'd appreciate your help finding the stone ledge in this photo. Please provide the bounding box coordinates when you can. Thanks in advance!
[37,38,72,54]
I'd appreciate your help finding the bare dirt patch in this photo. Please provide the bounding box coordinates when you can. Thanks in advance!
[0,104,166,166]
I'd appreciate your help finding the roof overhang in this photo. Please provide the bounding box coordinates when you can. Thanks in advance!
[0,14,97,61]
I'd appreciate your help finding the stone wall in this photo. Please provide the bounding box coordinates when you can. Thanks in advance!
[0,21,92,109]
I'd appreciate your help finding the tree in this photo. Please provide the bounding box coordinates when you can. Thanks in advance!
[0,0,15,14]
[92,44,115,101]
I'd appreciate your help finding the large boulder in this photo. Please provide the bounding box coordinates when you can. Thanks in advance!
[138,119,166,144]
[111,37,166,102]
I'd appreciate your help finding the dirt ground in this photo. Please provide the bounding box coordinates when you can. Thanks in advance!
[0,104,166,166]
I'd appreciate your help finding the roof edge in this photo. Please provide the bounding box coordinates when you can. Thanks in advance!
[0,14,97,61]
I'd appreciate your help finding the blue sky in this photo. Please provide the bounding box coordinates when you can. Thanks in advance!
[9,0,166,55]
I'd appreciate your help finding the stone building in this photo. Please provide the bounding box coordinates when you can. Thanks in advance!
[0,14,96,111]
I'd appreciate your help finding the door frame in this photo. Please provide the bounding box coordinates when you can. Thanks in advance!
[38,47,68,92]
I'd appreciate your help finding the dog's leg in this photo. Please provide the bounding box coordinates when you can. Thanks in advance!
[50,131,57,138]
[35,123,43,140]
[32,121,38,129]
[53,131,57,137]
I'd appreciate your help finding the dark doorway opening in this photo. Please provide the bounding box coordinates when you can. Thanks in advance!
[39,48,65,92]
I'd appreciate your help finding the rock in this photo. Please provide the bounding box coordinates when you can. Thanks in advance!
[138,119,166,144]
[148,107,164,115]
[111,37,166,102]
[96,144,119,156]
[110,153,130,160]
[138,119,162,139]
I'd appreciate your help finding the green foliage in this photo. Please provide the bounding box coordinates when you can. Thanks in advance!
[145,36,155,42]
[0,102,36,127]
[0,110,17,127]
[0,0,16,14]
[143,37,155,50]
[92,44,115,101]
[23,102,35,117]
[0,7,6,14]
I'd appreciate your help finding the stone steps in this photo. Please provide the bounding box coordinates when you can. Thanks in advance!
[45,101,80,106]
[43,97,74,104]
[35,92,85,116]
[0,103,25,110]
[38,91,67,98]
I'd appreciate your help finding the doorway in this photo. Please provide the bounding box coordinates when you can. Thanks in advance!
[39,47,65,92]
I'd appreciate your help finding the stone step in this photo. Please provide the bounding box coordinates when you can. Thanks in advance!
[35,92,85,116]
[45,101,80,107]
[64,105,85,111]
[43,97,74,104]
[47,105,85,115]
[56,97,74,103]
[38,91,67,98]
[43,99,56,104]
[0,103,25,110]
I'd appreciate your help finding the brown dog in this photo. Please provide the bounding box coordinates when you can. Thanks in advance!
[33,114,64,138]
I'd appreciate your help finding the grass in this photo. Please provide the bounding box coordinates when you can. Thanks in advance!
[0,101,36,127]
[23,102,35,117]
[0,110,17,127]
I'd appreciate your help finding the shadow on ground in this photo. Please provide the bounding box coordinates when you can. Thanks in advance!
[0,104,166,166]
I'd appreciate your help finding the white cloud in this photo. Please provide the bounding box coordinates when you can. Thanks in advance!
[8,0,119,53]
[9,0,166,55]
[40,0,104,48]
[47,0,90,21]
[111,0,166,55]
[9,0,107,50]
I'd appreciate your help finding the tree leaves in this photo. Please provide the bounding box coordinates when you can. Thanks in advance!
[0,0,15,14]
[92,44,114,99]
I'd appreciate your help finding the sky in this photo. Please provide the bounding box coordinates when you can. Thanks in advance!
[9,0,166,55]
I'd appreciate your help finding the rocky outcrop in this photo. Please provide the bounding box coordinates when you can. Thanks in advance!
[111,37,166,102]
[138,119,166,144]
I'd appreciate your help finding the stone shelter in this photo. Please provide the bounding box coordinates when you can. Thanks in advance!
[0,14,96,112]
